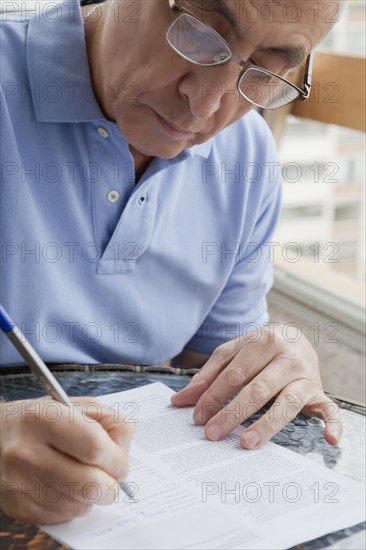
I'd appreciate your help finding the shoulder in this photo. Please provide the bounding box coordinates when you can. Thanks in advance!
[203,110,281,198]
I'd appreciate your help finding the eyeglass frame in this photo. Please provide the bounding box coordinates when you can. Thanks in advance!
[167,0,313,108]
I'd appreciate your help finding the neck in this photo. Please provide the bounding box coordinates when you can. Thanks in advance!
[82,4,152,182]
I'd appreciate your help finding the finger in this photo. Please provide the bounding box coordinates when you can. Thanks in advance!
[30,494,92,524]
[37,398,129,481]
[171,347,237,407]
[240,382,306,450]
[5,441,120,506]
[204,361,292,440]
[1,483,93,525]
[302,396,343,446]
[193,348,288,426]
[170,377,212,407]
[173,326,289,409]
[172,337,278,410]
[73,397,136,453]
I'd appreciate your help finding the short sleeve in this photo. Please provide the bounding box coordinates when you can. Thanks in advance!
[185,119,282,355]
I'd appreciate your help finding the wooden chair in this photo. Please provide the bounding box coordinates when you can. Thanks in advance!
[263,50,366,142]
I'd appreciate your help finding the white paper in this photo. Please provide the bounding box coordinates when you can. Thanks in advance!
[42,382,366,549]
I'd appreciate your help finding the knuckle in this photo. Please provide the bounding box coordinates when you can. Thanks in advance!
[282,390,303,408]
[212,344,227,362]
[5,444,38,469]
[204,388,224,409]
[197,391,223,421]
[291,352,307,370]
[263,324,284,346]
[279,354,307,378]
[224,366,246,387]
[82,437,106,465]
[248,380,272,405]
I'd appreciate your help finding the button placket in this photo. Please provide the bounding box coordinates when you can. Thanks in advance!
[98,185,157,274]
[90,123,132,252]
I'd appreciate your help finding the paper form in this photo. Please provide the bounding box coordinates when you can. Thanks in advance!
[43,382,366,550]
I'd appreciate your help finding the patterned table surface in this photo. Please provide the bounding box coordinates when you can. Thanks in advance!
[0,366,365,550]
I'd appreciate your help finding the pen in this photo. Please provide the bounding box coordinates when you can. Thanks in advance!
[0,304,134,500]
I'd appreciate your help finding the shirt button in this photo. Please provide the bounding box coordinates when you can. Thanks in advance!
[107,190,120,203]
[97,127,109,139]
[138,195,147,205]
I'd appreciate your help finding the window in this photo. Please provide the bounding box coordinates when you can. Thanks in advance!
[274,1,366,283]
[334,203,360,222]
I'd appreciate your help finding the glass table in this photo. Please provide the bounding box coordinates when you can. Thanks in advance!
[0,365,365,550]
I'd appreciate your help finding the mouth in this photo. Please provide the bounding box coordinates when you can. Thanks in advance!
[155,112,196,138]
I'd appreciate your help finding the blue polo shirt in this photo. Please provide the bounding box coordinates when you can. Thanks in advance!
[0,0,282,367]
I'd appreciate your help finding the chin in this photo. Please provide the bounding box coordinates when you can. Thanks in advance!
[131,139,190,160]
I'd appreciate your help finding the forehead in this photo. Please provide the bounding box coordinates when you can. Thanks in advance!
[194,0,341,24]
[184,0,338,66]
[190,0,339,42]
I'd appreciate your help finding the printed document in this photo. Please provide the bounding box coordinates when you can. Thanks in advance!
[43,382,366,549]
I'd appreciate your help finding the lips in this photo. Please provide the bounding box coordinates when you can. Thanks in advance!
[155,113,195,135]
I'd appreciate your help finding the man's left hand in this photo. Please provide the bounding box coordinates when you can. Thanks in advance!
[171,325,343,449]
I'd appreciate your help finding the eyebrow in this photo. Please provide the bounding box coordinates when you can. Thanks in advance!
[257,45,308,68]
[214,1,242,37]
[196,0,243,38]
[199,2,308,67]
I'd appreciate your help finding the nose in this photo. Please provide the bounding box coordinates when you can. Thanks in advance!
[178,67,232,119]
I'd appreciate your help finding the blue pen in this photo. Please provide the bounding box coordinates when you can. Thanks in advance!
[0,304,134,500]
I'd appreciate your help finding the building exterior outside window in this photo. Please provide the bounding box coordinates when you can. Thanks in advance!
[274,0,366,282]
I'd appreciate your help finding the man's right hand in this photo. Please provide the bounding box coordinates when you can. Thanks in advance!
[0,396,135,524]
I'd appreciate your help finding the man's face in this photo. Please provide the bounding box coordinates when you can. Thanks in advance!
[90,0,339,160]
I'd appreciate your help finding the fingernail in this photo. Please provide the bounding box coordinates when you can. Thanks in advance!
[112,461,128,481]
[193,408,205,425]
[206,424,223,441]
[329,425,341,445]
[242,430,260,449]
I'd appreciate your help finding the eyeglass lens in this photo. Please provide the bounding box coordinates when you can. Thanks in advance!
[167,13,231,65]
[240,69,300,109]
[167,13,300,109]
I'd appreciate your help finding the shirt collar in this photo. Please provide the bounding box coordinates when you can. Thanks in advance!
[27,0,104,122]
[26,0,212,159]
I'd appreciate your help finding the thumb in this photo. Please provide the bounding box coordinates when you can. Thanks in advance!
[302,394,343,446]
[74,396,136,453]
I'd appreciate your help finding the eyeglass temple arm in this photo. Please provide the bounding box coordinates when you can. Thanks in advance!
[299,52,314,101]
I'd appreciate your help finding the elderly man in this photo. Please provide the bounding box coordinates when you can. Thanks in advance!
[0,0,343,523]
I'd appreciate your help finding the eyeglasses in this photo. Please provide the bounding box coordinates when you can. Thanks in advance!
[166,0,313,110]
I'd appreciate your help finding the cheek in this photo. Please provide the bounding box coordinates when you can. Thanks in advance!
[207,94,254,138]
[99,17,177,97]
